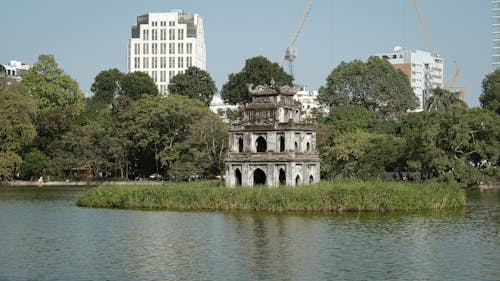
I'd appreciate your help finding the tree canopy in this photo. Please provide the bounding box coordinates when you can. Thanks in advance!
[121,71,158,100]
[21,54,85,153]
[480,69,500,115]
[0,83,37,178]
[221,56,293,105]
[318,56,418,120]
[168,66,217,106]
[90,68,124,105]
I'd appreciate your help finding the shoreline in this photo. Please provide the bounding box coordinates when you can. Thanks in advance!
[0,180,165,187]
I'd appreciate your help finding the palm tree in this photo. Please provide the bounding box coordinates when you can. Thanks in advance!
[425,87,464,112]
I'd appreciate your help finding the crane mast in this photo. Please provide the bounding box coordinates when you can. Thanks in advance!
[280,0,315,78]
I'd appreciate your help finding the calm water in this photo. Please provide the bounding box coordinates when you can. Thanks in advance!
[0,186,499,281]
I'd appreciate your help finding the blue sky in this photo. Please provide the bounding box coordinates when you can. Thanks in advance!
[1,0,491,107]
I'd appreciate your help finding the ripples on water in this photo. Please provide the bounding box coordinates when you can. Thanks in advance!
[0,186,498,281]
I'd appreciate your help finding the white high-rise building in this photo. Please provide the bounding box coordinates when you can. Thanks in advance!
[493,0,500,69]
[127,10,206,94]
[376,47,444,111]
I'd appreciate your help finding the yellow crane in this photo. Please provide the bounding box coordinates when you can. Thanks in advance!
[280,0,315,78]
[411,0,466,101]
[447,64,467,102]
[411,0,435,57]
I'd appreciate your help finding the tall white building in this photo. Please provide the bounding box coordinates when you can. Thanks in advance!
[127,10,206,94]
[493,0,500,69]
[376,47,444,111]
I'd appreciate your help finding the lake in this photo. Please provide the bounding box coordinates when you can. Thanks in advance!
[0,186,499,281]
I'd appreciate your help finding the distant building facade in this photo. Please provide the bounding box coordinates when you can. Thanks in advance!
[293,89,328,119]
[209,95,240,123]
[0,60,31,81]
[225,82,320,187]
[493,0,500,69]
[376,48,444,111]
[127,10,206,94]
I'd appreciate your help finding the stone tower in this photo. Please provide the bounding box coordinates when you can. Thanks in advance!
[225,82,320,187]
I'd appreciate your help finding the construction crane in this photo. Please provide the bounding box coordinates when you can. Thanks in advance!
[411,0,435,57]
[447,64,467,102]
[280,0,315,79]
[411,0,466,101]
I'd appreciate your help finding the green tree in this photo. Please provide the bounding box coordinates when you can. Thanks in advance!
[21,149,50,179]
[185,113,228,177]
[121,71,158,100]
[90,68,124,105]
[480,69,500,115]
[425,87,464,112]
[319,57,418,120]
[168,66,217,106]
[128,95,208,179]
[21,54,84,152]
[221,56,293,105]
[416,108,500,185]
[322,130,404,179]
[22,54,84,114]
[0,83,37,178]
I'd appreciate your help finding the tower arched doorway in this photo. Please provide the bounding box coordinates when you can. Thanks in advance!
[279,169,286,185]
[295,175,301,186]
[253,168,266,185]
[235,168,242,186]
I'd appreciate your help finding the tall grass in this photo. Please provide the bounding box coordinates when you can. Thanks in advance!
[76,179,466,212]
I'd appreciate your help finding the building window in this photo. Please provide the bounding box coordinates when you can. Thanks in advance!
[177,57,184,68]
[160,57,166,68]
[160,29,166,40]
[134,57,140,68]
[279,136,285,152]
[142,57,149,68]
[279,169,286,185]
[134,43,140,55]
[151,43,157,55]
[151,29,157,40]
[186,43,193,54]
[238,137,243,152]
[256,136,267,152]
[152,57,158,68]
[169,29,175,40]
[169,57,175,68]
[178,29,184,40]
[142,29,149,40]
[169,43,175,54]
[169,21,175,27]
[186,57,192,67]
[143,43,149,54]
[178,43,183,54]
[160,43,166,54]
[160,71,166,82]
[161,21,166,27]
[169,70,175,80]
[152,71,157,82]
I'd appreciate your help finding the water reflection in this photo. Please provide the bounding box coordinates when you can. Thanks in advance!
[0,187,498,281]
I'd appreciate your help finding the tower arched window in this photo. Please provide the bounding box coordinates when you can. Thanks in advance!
[256,136,267,152]
[279,136,285,152]
[238,137,244,153]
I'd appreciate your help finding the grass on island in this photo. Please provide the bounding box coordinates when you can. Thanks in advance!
[76,180,466,212]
